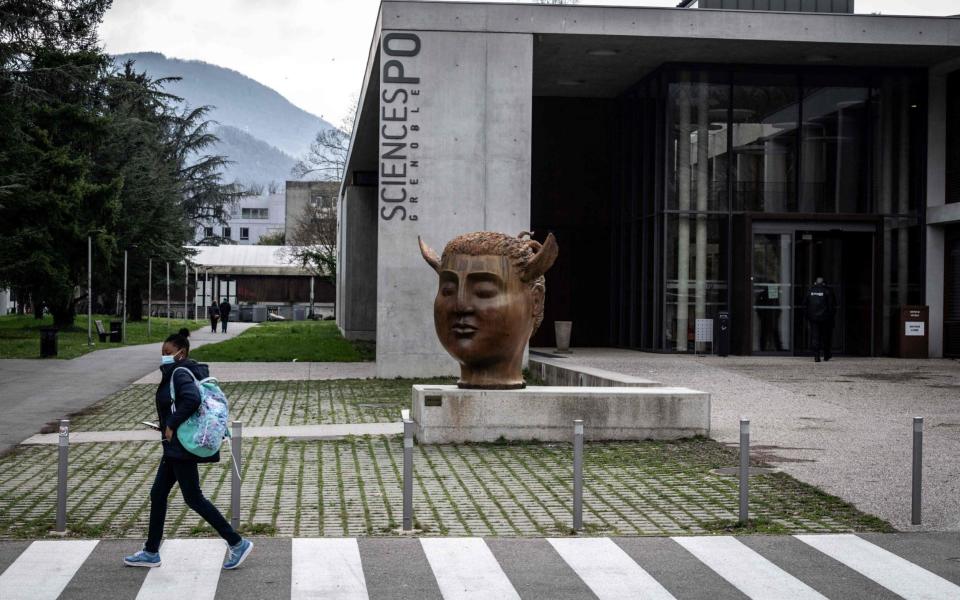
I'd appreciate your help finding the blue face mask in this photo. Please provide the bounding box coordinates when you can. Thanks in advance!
[160,350,181,366]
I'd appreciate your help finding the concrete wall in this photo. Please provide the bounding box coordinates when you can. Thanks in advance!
[337,185,378,340]
[376,30,533,377]
[925,63,960,358]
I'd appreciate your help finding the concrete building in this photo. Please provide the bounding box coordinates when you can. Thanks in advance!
[285,181,340,242]
[186,245,334,318]
[195,192,286,245]
[339,0,960,377]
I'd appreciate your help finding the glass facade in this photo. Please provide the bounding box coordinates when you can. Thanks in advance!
[614,64,925,354]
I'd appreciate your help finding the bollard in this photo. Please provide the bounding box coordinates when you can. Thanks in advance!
[912,417,923,525]
[573,419,584,532]
[231,421,242,530]
[739,418,750,525]
[402,419,414,531]
[56,419,69,532]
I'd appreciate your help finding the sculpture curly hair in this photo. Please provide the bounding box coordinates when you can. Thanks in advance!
[419,231,558,333]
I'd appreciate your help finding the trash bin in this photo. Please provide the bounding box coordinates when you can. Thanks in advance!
[252,306,268,322]
[240,306,253,322]
[40,327,58,358]
[897,305,928,358]
[714,311,730,357]
[109,320,122,343]
[293,307,307,321]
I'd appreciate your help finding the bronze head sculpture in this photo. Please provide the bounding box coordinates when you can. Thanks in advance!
[419,231,558,389]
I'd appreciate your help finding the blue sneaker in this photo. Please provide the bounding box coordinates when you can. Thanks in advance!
[223,538,253,570]
[124,549,161,568]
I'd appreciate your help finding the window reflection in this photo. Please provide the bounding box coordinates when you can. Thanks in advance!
[731,74,798,212]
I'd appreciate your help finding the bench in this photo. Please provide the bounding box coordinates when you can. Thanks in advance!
[94,319,108,343]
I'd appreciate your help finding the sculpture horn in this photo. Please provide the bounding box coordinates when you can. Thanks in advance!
[521,232,558,282]
[418,236,441,273]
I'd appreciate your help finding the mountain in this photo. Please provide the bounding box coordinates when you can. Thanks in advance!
[212,125,297,187]
[112,51,331,186]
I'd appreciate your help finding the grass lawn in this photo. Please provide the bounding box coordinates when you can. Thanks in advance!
[0,314,202,360]
[190,320,374,362]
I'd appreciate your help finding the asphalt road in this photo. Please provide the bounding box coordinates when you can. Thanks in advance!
[1,533,958,599]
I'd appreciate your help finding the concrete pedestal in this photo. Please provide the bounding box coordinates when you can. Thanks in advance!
[411,385,710,444]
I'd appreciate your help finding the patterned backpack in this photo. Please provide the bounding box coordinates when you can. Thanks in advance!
[170,367,230,458]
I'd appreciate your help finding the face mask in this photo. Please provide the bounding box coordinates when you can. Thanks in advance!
[160,350,181,366]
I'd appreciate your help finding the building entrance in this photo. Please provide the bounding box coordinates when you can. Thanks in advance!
[751,223,875,356]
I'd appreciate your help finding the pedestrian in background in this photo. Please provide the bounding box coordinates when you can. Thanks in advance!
[208,301,220,333]
[218,298,231,333]
[804,277,836,362]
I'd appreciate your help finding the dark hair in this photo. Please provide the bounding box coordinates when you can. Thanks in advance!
[164,328,191,353]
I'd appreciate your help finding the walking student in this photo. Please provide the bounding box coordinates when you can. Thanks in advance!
[804,277,837,363]
[219,297,231,333]
[208,301,220,333]
[124,328,253,569]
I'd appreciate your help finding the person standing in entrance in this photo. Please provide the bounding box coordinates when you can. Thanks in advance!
[219,298,231,333]
[804,277,836,362]
[207,301,220,333]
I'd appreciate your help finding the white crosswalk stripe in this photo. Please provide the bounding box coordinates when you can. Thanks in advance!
[291,538,369,600]
[1,534,958,599]
[795,534,960,600]
[135,539,225,600]
[548,537,676,600]
[420,537,521,600]
[673,536,828,600]
[0,539,98,600]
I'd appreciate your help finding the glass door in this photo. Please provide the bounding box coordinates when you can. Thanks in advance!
[752,232,793,353]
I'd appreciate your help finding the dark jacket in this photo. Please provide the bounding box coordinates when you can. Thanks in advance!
[208,304,220,319]
[804,283,837,323]
[155,359,219,463]
[218,301,231,317]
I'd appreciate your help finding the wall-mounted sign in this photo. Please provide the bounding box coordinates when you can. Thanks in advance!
[905,321,925,337]
[379,32,422,222]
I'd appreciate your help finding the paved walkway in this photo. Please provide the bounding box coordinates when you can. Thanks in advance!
[0,323,257,456]
[21,422,402,444]
[1,533,958,599]
[534,349,960,532]
[134,361,376,384]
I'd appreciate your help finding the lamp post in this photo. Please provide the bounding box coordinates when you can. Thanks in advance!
[87,236,93,346]
[148,258,153,337]
[122,244,137,344]
[166,262,170,331]
[184,262,189,323]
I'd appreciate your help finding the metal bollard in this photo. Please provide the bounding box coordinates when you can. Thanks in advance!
[231,421,242,530]
[739,418,750,525]
[402,419,414,531]
[573,419,584,532]
[912,416,923,525]
[56,419,69,532]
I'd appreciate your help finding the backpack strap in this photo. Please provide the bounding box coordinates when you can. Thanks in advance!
[169,366,200,412]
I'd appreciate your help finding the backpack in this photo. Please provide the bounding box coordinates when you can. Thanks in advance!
[170,366,230,458]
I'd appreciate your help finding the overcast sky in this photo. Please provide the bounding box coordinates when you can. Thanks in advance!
[100,0,959,126]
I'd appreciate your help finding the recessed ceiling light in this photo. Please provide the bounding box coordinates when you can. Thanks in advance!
[586,49,620,56]
[556,79,585,86]
[805,54,837,63]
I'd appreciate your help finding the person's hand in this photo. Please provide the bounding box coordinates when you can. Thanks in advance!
[164,426,173,441]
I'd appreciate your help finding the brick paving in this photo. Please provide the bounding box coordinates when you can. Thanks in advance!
[0,436,886,539]
[0,378,891,539]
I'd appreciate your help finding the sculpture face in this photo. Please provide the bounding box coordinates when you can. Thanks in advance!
[420,232,557,389]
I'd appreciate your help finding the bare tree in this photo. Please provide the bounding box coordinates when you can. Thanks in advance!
[286,199,337,280]
[292,96,357,182]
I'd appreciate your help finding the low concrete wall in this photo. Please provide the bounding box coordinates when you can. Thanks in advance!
[412,385,710,444]
[529,355,660,387]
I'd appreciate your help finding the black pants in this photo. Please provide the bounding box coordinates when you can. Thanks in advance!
[210,317,218,332]
[146,458,240,553]
[221,315,229,332]
[810,319,834,359]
